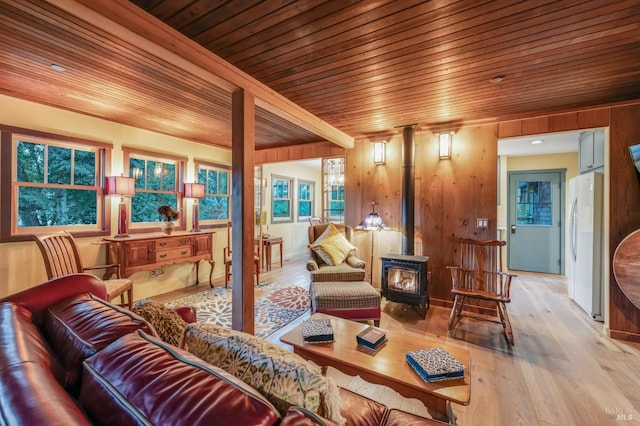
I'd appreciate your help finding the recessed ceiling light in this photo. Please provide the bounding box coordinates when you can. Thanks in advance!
[531,139,543,145]
[50,64,66,72]
[490,75,505,83]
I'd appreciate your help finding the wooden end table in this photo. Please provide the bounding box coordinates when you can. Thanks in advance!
[261,236,283,271]
[280,313,471,422]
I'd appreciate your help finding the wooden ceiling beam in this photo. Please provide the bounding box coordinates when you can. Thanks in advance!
[45,0,354,149]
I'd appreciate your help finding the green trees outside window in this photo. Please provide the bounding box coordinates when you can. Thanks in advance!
[197,166,230,221]
[297,180,314,221]
[272,175,293,222]
[129,158,178,223]
[16,139,99,228]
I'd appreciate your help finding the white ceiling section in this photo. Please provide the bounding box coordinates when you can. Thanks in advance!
[498,130,585,157]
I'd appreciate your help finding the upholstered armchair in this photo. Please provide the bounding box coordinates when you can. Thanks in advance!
[306,223,366,282]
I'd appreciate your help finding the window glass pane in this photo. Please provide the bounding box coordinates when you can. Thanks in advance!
[146,161,161,190]
[299,183,310,200]
[197,168,207,185]
[516,180,552,226]
[273,200,290,217]
[131,192,178,223]
[201,196,229,220]
[17,141,45,183]
[17,187,97,227]
[74,150,96,186]
[217,171,228,194]
[197,165,230,221]
[299,201,311,217]
[161,163,176,191]
[131,158,145,188]
[47,146,71,185]
[323,158,345,223]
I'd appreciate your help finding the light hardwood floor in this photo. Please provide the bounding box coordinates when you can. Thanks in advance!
[153,255,640,426]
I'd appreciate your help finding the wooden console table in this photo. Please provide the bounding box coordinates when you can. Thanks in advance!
[104,231,215,286]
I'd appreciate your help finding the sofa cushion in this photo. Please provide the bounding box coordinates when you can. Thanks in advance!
[183,323,344,424]
[43,293,156,394]
[0,302,91,426]
[310,224,356,266]
[79,330,280,426]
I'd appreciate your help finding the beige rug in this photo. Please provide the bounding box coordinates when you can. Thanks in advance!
[325,366,432,419]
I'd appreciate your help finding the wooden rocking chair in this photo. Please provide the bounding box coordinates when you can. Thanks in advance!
[447,238,516,345]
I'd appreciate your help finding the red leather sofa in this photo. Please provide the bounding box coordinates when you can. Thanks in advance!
[0,274,445,426]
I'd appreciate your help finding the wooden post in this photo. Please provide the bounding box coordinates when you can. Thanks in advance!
[231,89,255,335]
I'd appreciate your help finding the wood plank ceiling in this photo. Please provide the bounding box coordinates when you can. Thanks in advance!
[1,0,640,149]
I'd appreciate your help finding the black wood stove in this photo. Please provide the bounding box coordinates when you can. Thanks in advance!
[381,254,429,318]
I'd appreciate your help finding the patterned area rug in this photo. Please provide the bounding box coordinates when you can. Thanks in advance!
[165,282,310,338]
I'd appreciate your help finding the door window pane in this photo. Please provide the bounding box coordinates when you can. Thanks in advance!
[516,180,552,226]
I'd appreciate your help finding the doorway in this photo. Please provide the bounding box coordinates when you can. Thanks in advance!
[507,170,565,274]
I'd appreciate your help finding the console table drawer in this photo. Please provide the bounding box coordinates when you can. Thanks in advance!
[155,237,192,250]
[156,247,193,263]
[104,231,214,285]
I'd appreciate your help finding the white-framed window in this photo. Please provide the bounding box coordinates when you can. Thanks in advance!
[323,157,345,224]
[196,161,230,223]
[124,148,185,230]
[297,179,314,222]
[271,174,293,223]
[1,125,109,241]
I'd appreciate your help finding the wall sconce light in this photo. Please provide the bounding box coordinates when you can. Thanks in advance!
[183,183,206,232]
[439,133,452,159]
[105,175,136,238]
[373,140,386,164]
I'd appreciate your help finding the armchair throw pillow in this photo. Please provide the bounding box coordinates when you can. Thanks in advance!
[310,224,356,266]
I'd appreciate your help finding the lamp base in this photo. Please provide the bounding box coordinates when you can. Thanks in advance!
[189,228,201,233]
[114,233,131,238]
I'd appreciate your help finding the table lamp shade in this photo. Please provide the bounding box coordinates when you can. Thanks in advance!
[183,183,205,198]
[105,175,136,238]
[184,183,205,232]
[105,176,136,196]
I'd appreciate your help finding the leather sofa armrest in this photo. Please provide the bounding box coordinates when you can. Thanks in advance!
[346,255,366,269]
[172,306,197,324]
[0,274,107,325]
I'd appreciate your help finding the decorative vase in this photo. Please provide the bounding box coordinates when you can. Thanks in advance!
[161,221,175,235]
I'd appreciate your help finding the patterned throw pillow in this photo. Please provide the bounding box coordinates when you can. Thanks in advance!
[310,224,356,266]
[131,300,187,347]
[184,323,344,425]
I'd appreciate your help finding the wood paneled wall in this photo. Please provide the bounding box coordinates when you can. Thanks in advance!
[255,141,344,164]
[345,124,498,303]
[609,104,640,341]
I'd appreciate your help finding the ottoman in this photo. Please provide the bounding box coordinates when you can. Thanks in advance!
[310,281,381,326]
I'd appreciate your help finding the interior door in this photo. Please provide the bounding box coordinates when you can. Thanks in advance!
[507,170,564,273]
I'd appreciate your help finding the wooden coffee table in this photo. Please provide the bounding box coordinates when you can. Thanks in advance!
[280,313,471,422]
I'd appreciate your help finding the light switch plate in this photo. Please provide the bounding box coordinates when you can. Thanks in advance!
[477,218,489,229]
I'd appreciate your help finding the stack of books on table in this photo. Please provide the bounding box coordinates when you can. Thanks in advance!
[406,347,465,383]
[356,326,387,351]
[301,318,334,343]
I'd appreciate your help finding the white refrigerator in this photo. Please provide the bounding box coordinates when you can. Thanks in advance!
[567,172,604,321]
